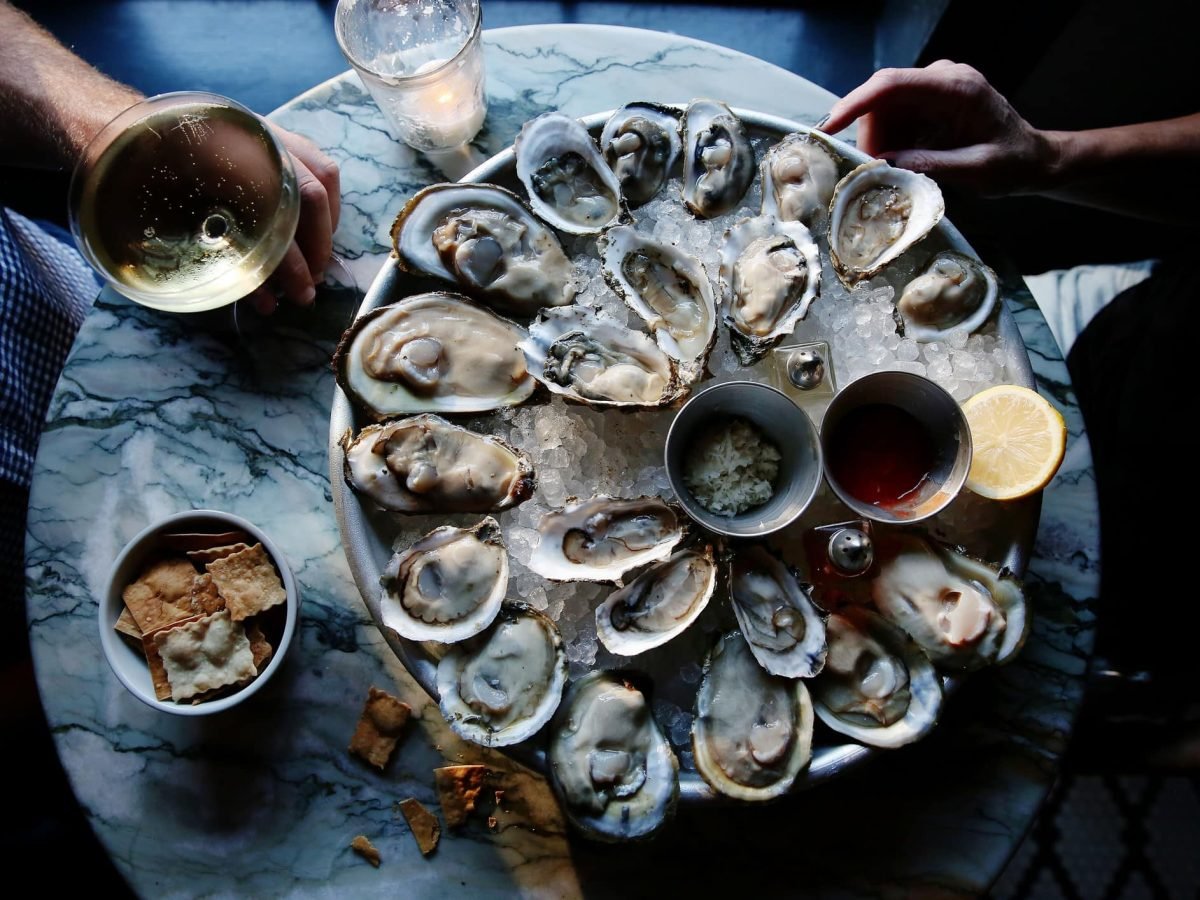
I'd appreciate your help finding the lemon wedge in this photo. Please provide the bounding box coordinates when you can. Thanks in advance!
[961,385,1066,500]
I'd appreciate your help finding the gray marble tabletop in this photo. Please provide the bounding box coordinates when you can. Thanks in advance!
[25,24,1099,898]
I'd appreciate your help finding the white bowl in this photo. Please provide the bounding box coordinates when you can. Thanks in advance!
[99,509,299,715]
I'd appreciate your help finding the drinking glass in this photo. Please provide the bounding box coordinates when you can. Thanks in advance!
[69,92,300,313]
[334,0,487,151]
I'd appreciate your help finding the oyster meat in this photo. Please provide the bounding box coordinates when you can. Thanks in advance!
[828,160,944,286]
[681,99,755,218]
[896,251,999,342]
[718,214,821,365]
[728,544,827,679]
[519,306,685,408]
[342,414,535,514]
[600,102,682,207]
[380,518,507,643]
[595,545,717,656]
[515,112,624,235]
[598,225,717,378]
[548,672,679,842]
[436,601,568,747]
[692,631,813,801]
[869,533,1028,671]
[391,182,578,315]
[759,131,841,227]
[530,496,684,583]
[333,292,534,420]
[811,607,942,748]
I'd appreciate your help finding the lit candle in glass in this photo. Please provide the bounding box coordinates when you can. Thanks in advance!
[335,0,487,152]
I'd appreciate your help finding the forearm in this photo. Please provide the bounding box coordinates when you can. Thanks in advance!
[1036,114,1200,223]
[0,3,141,169]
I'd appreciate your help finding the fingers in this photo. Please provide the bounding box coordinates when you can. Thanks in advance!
[271,240,317,307]
[270,126,341,280]
[884,144,1000,191]
[247,285,278,316]
[822,67,915,136]
[820,61,988,137]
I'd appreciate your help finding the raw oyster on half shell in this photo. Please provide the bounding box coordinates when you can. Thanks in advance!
[828,159,944,286]
[718,214,821,365]
[598,225,717,379]
[530,496,684,584]
[600,102,681,207]
[380,518,507,643]
[692,630,813,801]
[436,600,568,747]
[333,292,534,420]
[681,99,755,218]
[341,414,535,514]
[759,131,842,228]
[811,607,942,748]
[548,671,679,842]
[391,182,578,315]
[515,112,625,235]
[869,533,1028,671]
[518,306,685,408]
[727,543,828,679]
[896,251,999,342]
[595,545,717,656]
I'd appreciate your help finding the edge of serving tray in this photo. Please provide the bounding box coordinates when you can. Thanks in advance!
[328,107,1041,803]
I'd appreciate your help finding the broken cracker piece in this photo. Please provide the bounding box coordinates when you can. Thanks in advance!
[349,834,381,867]
[188,573,226,616]
[348,687,411,769]
[246,620,274,671]
[434,765,488,828]
[114,607,143,640]
[122,557,198,631]
[155,610,257,702]
[398,799,440,856]
[206,543,287,622]
[187,542,251,565]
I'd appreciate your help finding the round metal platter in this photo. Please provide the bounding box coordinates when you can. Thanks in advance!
[328,107,1039,803]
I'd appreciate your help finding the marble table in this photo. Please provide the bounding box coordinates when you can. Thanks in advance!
[25,24,1099,898]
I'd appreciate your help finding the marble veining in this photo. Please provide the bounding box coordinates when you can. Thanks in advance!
[26,24,1097,898]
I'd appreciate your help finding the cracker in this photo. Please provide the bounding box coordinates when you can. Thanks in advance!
[246,620,273,671]
[349,834,381,868]
[348,686,411,769]
[398,799,440,856]
[114,607,143,640]
[188,573,226,616]
[186,542,250,565]
[434,765,488,828]
[122,557,198,631]
[155,610,257,702]
[140,614,203,701]
[205,543,286,622]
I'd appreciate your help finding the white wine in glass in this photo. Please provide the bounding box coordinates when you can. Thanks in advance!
[69,91,300,313]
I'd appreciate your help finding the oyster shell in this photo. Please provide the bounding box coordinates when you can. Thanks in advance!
[810,607,942,748]
[515,112,625,235]
[681,99,755,218]
[595,545,717,656]
[727,543,827,679]
[896,251,999,342]
[518,306,685,408]
[759,131,842,228]
[436,600,568,747]
[548,671,679,842]
[828,160,944,286]
[600,102,681,207]
[333,292,534,420]
[391,182,578,315]
[718,215,821,365]
[598,225,717,379]
[341,414,535,514]
[692,631,813,801]
[530,496,684,584]
[869,533,1028,671]
[380,518,506,643]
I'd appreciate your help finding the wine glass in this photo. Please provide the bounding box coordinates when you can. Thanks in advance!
[68,91,300,313]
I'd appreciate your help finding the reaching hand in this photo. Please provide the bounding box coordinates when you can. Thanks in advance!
[248,125,342,314]
[820,60,1058,198]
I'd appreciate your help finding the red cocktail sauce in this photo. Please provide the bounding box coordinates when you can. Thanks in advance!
[826,404,936,510]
